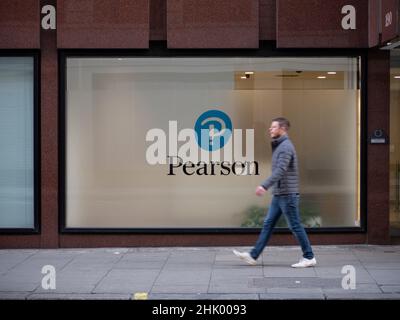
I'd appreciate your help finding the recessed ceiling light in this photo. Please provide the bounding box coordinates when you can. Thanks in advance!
[317,76,326,79]
[327,72,337,75]
[240,76,247,79]
[245,71,254,75]
[394,76,400,79]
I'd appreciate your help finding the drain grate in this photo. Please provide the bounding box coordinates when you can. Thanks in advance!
[251,277,342,289]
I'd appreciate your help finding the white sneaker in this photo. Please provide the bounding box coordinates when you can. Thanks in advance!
[233,250,257,265]
[291,257,317,268]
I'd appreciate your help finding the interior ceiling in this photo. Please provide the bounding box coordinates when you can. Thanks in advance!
[233,71,346,90]
[234,71,343,80]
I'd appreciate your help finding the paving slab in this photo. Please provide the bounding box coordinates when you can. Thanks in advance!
[266,287,323,294]
[27,293,131,300]
[207,284,264,294]
[380,286,400,293]
[259,293,325,300]
[151,285,210,294]
[251,277,342,289]
[0,279,39,292]
[315,266,376,284]
[0,292,31,300]
[322,283,383,294]
[154,269,211,286]
[148,293,260,300]
[368,269,400,285]
[325,293,400,300]
[262,266,317,278]
[93,269,160,294]
[0,252,38,274]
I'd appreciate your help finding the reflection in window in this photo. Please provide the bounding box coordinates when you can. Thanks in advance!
[0,57,34,228]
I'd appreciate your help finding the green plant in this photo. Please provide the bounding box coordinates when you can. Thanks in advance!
[300,204,322,227]
[240,206,266,228]
[241,202,321,228]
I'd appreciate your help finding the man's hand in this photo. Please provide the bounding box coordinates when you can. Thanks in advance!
[255,186,267,196]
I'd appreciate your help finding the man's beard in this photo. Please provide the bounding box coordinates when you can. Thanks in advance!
[272,133,281,139]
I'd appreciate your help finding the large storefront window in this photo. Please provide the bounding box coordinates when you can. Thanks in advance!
[390,50,400,236]
[64,56,361,229]
[0,57,35,229]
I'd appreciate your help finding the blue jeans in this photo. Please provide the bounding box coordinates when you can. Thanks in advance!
[250,194,314,260]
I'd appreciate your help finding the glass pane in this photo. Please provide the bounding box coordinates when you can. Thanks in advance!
[0,57,34,228]
[66,57,360,228]
[390,50,400,236]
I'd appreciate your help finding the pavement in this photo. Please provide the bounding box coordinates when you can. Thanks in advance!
[1,245,400,300]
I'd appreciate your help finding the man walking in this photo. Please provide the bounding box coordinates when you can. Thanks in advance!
[233,117,316,268]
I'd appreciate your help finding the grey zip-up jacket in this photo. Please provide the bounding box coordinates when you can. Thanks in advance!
[261,134,299,195]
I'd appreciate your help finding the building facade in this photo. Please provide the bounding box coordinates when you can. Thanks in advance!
[0,0,398,248]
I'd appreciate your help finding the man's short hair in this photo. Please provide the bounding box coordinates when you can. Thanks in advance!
[272,117,290,131]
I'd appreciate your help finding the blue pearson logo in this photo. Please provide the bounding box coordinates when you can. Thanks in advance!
[145,109,258,176]
[194,110,233,151]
